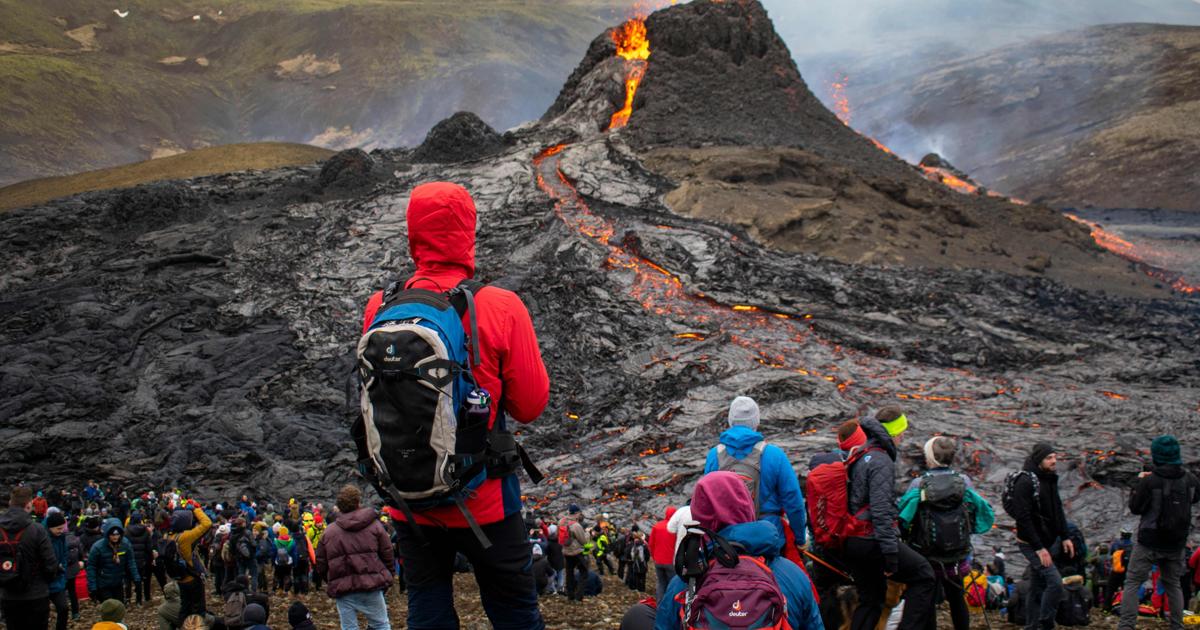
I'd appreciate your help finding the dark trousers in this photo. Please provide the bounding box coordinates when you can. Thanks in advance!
[1018,543,1064,630]
[654,563,675,602]
[934,573,970,630]
[92,585,125,605]
[153,561,167,589]
[66,584,79,618]
[396,511,543,630]
[178,578,207,619]
[50,591,69,630]
[843,537,936,630]
[256,563,269,592]
[618,558,628,580]
[596,554,615,575]
[566,555,589,602]
[1107,570,1127,611]
[212,564,226,594]
[273,565,291,592]
[1,597,51,630]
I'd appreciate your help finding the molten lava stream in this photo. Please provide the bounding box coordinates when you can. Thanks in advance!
[1065,214,1200,293]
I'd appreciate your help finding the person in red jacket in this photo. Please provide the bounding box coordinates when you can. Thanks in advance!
[647,506,677,601]
[363,182,550,629]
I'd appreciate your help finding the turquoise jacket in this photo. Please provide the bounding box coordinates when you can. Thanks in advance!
[897,468,995,535]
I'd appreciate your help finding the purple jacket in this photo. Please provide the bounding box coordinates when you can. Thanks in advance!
[314,507,394,598]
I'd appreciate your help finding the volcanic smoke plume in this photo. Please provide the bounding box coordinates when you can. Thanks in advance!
[0,0,1196,555]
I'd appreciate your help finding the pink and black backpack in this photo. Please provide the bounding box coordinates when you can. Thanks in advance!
[673,528,792,630]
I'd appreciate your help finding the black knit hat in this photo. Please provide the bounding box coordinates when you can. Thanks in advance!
[288,601,312,626]
[45,511,66,528]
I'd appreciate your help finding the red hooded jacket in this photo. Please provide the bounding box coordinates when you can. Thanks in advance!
[648,506,677,566]
[363,182,550,528]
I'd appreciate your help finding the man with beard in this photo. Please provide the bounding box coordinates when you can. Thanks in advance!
[1007,443,1075,630]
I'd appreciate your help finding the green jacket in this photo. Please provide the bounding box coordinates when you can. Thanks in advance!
[157,581,181,630]
[595,533,610,557]
[897,469,995,535]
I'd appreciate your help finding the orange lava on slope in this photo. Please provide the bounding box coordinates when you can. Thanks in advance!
[609,18,651,130]
[1065,214,1199,293]
[919,165,979,195]
[830,75,851,125]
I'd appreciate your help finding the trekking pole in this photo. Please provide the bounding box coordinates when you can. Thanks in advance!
[801,548,854,583]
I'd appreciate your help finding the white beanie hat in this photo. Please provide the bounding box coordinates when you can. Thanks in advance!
[728,396,760,430]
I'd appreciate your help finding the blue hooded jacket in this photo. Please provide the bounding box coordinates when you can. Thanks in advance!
[87,518,140,592]
[704,426,808,544]
[654,520,824,630]
[48,531,69,594]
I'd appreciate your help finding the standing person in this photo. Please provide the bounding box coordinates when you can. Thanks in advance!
[625,531,649,593]
[612,527,629,581]
[545,524,565,596]
[87,519,139,605]
[290,523,312,595]
[46,511,74,630]
[163,503,213,620]
[65,516,84,621]
[647,506,676,602]
[358,182,550,629]
[561,504,591,603]
[254,523,272,593]
[703,396,809,557]
[1108,528,1134,611]
[841,409,937,630]
[652,471,823,630]
[125,512,155,606]
[272,527,294,593]
[232,519,257,594]
[1,486,62,630]
[897,436,996,630]
[593,526,614,576]
[1117,435,1200,630]
[1006,442,1075,630]
[314,485,394,630]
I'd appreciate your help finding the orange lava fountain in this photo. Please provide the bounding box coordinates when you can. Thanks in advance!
[609,18,651,130]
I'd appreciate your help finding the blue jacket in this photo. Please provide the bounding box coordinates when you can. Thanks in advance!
[654,520,823,630]
[704,426,807,544]
[87,519,140,592]
[48,532,70,594]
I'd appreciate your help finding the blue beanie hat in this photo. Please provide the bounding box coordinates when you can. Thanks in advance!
[568,503,581,514]
[1152,435,1182,466]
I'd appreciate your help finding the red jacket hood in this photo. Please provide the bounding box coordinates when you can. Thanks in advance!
[664,506,677,520]
[406,182,477,284]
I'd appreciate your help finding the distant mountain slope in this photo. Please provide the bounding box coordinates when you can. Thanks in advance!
[0,142,332,211]
[0,0,623,186]
[839,24,1200,210]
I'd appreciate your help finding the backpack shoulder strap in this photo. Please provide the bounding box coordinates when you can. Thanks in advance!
[447,279,485,370]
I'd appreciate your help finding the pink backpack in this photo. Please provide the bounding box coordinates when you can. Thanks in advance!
[675,554,792,630]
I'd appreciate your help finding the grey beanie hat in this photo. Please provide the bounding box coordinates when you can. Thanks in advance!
[727,396,760,430]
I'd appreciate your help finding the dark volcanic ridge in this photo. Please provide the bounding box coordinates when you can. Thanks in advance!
[1,0,1197,554]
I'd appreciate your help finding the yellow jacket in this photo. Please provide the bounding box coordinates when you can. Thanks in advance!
[171,508,211,584]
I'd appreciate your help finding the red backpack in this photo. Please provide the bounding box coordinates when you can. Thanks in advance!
[806,448,878,549]
[558,518,570,546]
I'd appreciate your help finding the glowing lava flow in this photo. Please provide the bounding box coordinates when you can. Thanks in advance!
[1065,214,1199,294]
[608,18,651,130]
[830,75,851,125]
[919,166,980,195]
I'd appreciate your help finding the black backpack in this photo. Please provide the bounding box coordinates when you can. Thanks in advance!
[158,536,192,580]
[1002,470,1039,518]
[908,472,973,563]
[1056,582,1091,626]
[353,279,542,549]
[0,527,31,590]
[1151,477,1193,535]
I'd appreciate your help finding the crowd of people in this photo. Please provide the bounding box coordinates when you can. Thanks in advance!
[0,483,390,630]
[3,183,1195,630]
